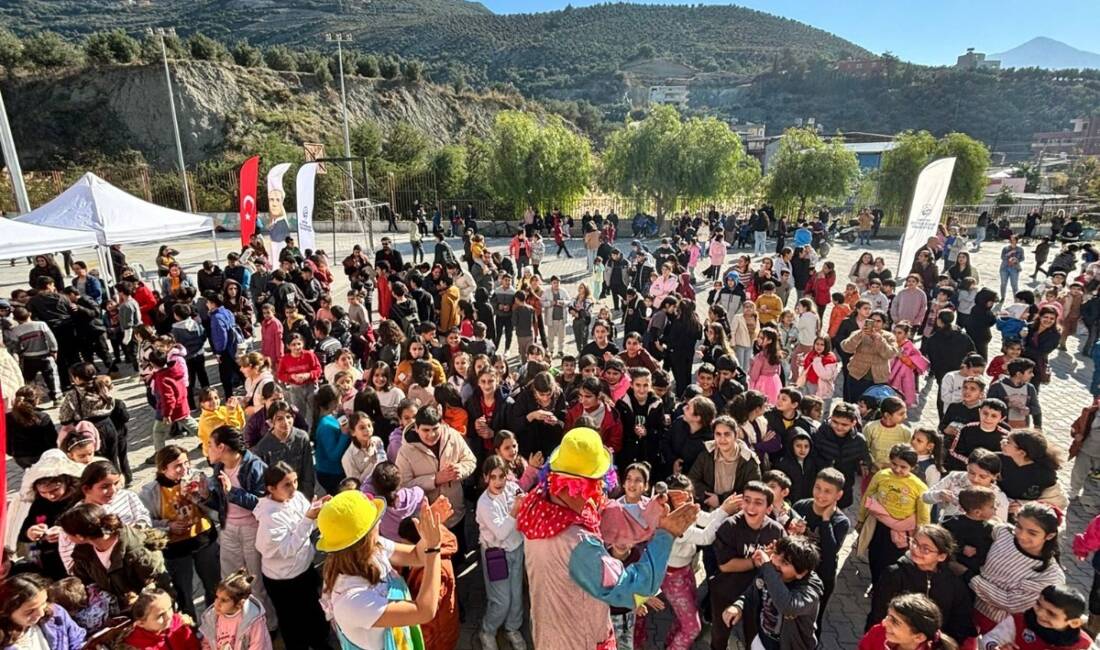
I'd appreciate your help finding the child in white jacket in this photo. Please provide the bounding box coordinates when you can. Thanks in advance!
[252,461,333,650]
[922,449,1010,522]
[657,474,743,650]
[475,456,527,650]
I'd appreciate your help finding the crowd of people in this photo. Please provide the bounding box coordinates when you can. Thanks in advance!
[2,205,1100,650]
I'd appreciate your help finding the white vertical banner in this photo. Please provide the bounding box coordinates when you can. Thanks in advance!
[266,162,293,263]
[896,157,956,276]
[296,162,319,251]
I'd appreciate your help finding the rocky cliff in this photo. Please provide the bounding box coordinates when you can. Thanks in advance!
[2,60,527,168]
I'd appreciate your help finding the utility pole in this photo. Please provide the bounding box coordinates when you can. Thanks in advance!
[0,87,30,213]
[150,27,192,212]
[326,33,356,201]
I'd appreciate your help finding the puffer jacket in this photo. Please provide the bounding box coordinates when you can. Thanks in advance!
[199,597,266,650]
[810,422,872,509]
[395,424,477,527]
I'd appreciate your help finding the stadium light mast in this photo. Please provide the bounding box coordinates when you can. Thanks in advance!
[149,27,192,212]
[326,33,356,201]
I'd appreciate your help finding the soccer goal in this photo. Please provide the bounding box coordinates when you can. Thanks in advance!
[333,198,390,256]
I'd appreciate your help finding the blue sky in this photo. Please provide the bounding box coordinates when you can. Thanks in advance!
[476,0,1100,66]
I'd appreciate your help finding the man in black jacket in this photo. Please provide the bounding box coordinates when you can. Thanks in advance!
[375,236,404,270]
[28,276,77,387]
[62,287,112,370]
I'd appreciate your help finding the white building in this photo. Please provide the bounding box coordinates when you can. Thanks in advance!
[648,85,689,107]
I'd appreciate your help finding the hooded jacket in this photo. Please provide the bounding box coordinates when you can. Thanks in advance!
[151,348,190,422]
[69,526,170,602]
[504,387,567,459]
[810,422,872,509]
[121,611,199,650]
[921,325,976,381]
[198,597,266,650]
[170,317,206,358]
[774,432,819,503]
[865,555,975,643]
[0,605,86,650]
[395,424,477,527]
[734,564,824,650]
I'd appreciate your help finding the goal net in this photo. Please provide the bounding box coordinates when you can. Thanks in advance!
[333,198,390,255]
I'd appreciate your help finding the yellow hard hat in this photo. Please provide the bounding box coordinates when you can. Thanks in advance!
[316,491,386,553]
[548,427,612,479]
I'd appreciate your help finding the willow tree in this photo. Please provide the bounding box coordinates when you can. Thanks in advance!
[602,105,757,224]
[765,127,859,214]
[487,110,592,212]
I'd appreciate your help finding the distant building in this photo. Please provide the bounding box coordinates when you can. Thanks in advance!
[648,85,689,107]
[1031,114,1100,156]
[730,119,767,160]
[956,48,1000,70]
[763,131,896,172]
[837,58,887,76]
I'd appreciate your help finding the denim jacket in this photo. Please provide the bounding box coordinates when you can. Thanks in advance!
[207,451,268,528]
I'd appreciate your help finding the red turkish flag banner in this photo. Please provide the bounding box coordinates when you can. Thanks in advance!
[0,385,6,549]
[239,156,260,249]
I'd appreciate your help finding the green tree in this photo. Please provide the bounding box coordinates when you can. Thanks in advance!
[602,105,755,221]
[356,54,379,77]
[878,130,938,212]
[765,127,860,213]
[487,111,592,211]
[879,130,990,211]
[935,132,991,204]
[462,135,494,199]
[264,46,297,72]
[402,59,424,83]
[230,41,263,68]
[300,50,332,84]
[0,28,24,73]
[383,121,429,171]
[23,31,82,69]
[378,56,399,80]
[349,120,384,176]
[139,32,186,64]
[187,33,228,62]
[84,29,139,65]
[432,145,469,197]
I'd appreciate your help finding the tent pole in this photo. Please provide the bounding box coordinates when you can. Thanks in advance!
[211,226,220,261]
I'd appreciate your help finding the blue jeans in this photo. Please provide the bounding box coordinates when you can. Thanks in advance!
[973,227,986,249]
[1091,340,1100,396]
[1000,267,1019,302]
[753,231,767,255]
[481,545,525,634]
[859,230,872,245]
[611,610,635,650]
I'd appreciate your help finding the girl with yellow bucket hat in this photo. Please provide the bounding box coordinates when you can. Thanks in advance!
[318,490,443,650]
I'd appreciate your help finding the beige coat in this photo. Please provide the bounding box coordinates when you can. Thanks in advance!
[840,329,898,384]
[395,424,477,527]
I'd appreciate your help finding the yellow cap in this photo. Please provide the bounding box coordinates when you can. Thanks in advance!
[316,491,386,553]
[548,427,612,479]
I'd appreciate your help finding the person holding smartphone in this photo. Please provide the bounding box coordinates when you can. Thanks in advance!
[839,310,899,403]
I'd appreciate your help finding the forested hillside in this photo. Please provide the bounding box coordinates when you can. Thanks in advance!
[0,0,867,94]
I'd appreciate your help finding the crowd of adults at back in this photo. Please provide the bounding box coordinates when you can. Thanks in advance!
[1,203,1100,650]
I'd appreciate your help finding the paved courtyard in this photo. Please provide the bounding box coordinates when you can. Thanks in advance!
[3,225,1096,649]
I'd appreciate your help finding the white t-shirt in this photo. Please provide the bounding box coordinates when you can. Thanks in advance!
[14,624,49,650]
[95,538,118,569]
[328,538,399,649]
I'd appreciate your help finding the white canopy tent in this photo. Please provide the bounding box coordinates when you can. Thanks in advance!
[13,172,217,287]
[0,217,99,260]
[15,172,215,246]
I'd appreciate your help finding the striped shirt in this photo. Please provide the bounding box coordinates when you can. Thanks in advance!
[971,525,1064,623]
[60,490,151,573]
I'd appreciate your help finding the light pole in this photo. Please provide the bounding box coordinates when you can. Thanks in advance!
[0,88,30,213]
[149,27,192,212]
[325,33,355,201]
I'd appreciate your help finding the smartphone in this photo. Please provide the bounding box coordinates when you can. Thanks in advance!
[338,415,349,428]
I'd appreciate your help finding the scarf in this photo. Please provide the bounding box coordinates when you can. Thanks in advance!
[515,483,602,540]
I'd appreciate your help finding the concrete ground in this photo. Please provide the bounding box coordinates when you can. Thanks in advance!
[3,226,1096,649]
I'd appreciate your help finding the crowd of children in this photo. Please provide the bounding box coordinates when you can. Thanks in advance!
[2,212,1100,650]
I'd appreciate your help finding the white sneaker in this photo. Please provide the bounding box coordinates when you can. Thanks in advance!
[503,631,527,650]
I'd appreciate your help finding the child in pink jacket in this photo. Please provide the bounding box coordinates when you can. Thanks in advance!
[707,231,727,280]
[259,303,283,369]
[888,321,929,407]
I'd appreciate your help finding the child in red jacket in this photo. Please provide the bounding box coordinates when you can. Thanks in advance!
[150,345,198,452]
[276,333,322,427]
[121,590,200,650]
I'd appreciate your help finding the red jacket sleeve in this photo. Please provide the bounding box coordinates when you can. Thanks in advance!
[276,356,295,383]
[602,400,623,453]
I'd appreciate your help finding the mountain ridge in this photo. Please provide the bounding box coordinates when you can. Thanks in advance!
[993,36,1100,70]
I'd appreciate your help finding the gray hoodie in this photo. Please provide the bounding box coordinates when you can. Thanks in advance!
[170,318,206,358]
